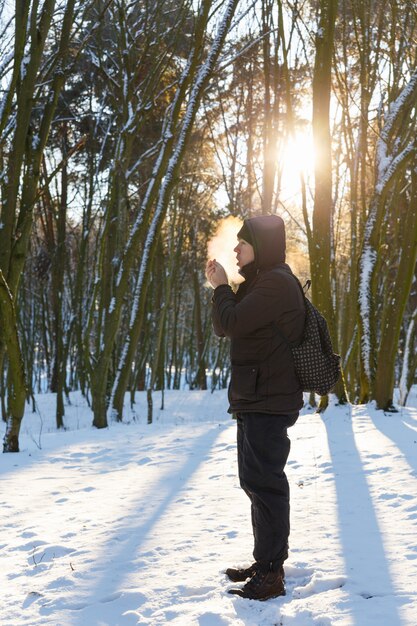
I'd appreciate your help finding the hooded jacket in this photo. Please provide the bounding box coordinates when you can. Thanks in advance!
[212,215,305,415]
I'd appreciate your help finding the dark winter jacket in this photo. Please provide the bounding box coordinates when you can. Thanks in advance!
[212,215,305,415]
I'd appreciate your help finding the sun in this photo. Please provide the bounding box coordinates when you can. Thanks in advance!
[278,130,315,204]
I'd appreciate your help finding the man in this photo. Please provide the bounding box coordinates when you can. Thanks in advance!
[206,214,305,601]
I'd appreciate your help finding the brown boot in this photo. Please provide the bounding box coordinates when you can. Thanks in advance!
[228,568,285,600]
[226,563,284,583]
[225,563,258,582]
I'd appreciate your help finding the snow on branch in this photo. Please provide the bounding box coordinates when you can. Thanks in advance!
[375,140,416,195]
[376,68,417,190]
[116,0,238,290]
[358,246,377,380]
[381,67,417,142]
[398,306,417,406]
[111,0,238,392]
[358,68,417,384]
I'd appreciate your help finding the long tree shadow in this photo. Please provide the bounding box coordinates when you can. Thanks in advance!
[323,411,402,625]
[368,408,417,479]
[36,422,230,626]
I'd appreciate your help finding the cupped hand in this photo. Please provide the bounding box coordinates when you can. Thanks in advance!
[205,259,228,288]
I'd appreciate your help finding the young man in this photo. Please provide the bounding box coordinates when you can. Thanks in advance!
[206,214,305,601]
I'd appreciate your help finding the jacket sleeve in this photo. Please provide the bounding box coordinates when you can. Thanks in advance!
[211,294,226,337]
[212,273,299,338]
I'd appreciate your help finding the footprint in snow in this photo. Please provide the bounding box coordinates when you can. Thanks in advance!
[22,591,44,608]
[137,456,152,465]
[47,576,73,590]
[223,530,238,538]
[284,564,315,579]
[21,530,36,539]
[293,573,346,598]
[198,612,229,626]
[318,462,334,474]
[177,585,216,598]
[65,601,89,611]
[26,544,75,565]
[100,591,122,603]
[18,540,48,552]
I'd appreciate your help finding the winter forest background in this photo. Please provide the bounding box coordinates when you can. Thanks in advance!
[1,0,417,452]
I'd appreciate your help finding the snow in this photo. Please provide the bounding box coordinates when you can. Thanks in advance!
[358,246,377,378]
[383,68,417,140]
[1,389,417,626]
[399,309,417,406]
[31,133,40,150]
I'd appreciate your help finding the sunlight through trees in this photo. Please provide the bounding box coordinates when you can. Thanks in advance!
[1,0,417,450]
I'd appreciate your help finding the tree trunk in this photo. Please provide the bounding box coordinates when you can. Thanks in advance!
[358,67,417,401]
[373,180,417,409]
[310,0,343,405]
[51,122,69,428]
[0,271,27,452]
[192,266,207,390]
[91,367,109,429]
[398,306,417,406]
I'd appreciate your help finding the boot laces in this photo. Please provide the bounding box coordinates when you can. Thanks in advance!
[248,570,265,589]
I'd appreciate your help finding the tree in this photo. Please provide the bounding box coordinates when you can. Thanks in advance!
[358,67,417,408]
[0,0,110,450]
[308,0,344,407]
[85,0,240,428]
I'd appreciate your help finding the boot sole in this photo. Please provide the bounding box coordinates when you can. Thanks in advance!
[228,587,286,600]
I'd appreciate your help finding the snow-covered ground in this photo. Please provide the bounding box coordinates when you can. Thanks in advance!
[1,388,417,626]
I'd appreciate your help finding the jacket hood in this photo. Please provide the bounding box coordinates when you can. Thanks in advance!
[242,214,286,269]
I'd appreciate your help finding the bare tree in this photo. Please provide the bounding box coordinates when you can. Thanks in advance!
[0,0,111,450]
[86,0,240,428]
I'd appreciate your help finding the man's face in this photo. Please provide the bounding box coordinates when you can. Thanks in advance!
[234,238,255,269]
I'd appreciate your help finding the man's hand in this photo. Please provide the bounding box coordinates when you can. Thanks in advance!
[205,259,228,288]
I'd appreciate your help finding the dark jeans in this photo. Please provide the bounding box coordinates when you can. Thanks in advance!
[236,412,298,572]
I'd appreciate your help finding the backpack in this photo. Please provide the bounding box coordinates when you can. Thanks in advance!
[275,272,341,396]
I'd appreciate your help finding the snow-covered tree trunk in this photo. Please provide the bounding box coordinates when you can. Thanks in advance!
[358,67,417,404]
[88,0,240,428]
[372,172,417,409]
[398,306,417,406]
[110,210,182,421]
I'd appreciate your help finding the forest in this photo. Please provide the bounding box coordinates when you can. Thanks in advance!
[1,0,417,452]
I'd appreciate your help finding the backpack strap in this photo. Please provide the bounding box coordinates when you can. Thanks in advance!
[272,267,307,348]
[302,279,311,294]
